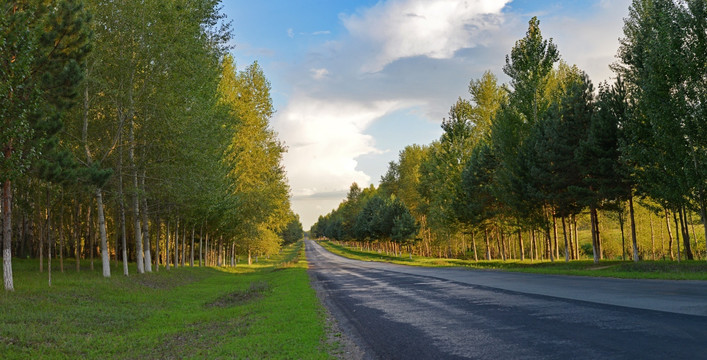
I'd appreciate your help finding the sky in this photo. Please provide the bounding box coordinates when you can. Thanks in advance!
[220,0,632,230]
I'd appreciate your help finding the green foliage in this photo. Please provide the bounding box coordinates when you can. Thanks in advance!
[503,16,560,125]
[281,214,304,245]
[219,56,291,255]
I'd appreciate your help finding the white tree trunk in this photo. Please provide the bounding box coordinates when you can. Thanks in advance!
[140,173,152,272]
[3,179,15,291]
[96,188,111,277]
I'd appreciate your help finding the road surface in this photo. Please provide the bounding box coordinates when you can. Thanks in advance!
[306,240,707,359]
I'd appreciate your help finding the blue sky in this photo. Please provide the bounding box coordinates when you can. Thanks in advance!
[221,0,631,229]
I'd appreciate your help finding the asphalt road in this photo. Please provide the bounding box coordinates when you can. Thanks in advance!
[305,240,707,360]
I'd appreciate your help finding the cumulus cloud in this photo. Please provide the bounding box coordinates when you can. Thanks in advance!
[274,96,402,198]
[287,28,294,38]
[342,0,511,72]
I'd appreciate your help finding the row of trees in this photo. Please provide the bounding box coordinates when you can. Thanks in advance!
[312,0,705,264]
[1,0,301,291]
[311,183,418,256]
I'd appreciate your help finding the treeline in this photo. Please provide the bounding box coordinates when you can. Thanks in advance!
[312,0,706,264]
[1,0,301,291]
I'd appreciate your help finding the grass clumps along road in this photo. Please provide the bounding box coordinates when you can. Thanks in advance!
[0,241,335,359]
[319,240,707,280]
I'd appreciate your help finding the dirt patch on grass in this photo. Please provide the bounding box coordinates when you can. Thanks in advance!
[151,316,253,359]
[205,281,270,308]
[588,265,616,270]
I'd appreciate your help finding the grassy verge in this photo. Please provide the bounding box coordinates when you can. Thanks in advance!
[319,240,707,280]
[0,241,334,359]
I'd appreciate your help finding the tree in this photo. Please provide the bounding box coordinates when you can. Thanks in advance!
[389,198,418,246]
[615,0,704,259]
[532,68,594,262]
[503,16,560,126]
[1,0,91,290]
[281,214,304,245]
[219,56,291,263]
[487,16,560,261]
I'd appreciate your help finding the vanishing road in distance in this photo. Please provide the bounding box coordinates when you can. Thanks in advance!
[306,240,707,359]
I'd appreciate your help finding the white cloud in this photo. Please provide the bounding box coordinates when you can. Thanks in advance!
[342,0,511,72]
[540,0,631,85]
[312,30,331,36]
[310,68,330,80]
[273,96,402,200]
[287,28,294,38]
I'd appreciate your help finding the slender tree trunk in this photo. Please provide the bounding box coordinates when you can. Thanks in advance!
[230,242,234,267]
[75,202,81,272]
[45,189,54,272]
[573,215,579,260]
[190,225,194,267]
[590,207,599,264]
[166,219,171,270]
[129,119,144,274]
[218,236,223,266]
[618,208,626,261]
[531,230,537,261]
[649,211,655,261]
[673,211,681,262]
[199,224,203,267]
[665,208,674,260]
[517,229,524,261]
[2,155,14,290]
[689,212,698,257]
[552,214,559,260]
[679,207,693,260]
[204,232,209,267]
[118,135,129,276]
[629,195,639,262]
[88,205,94,271]
[39,194,44,273]
[174,219,179,268]
[181,225,186,266]
[48,210,52,286]
[59,207,64,272]
[47,192,52,286]
[567,218,574,260]
[596,210,603,259]
[471,230,478,261]
[140,173,151,272]
[155,213,161,271]
[659,213,666,260]
[562,217,569,262]
[248,248,252,266]
[500,228,506,261]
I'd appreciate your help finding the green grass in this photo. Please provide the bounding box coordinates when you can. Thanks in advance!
[0,241,334,359]
[319,240,707,280]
